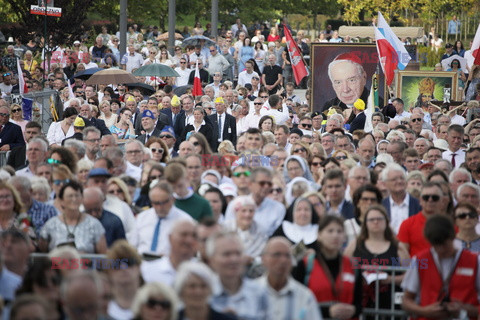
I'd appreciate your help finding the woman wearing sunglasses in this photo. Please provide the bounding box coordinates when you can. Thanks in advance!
[132,282,178,320]
[454,202,480,253]
[9,103,28,141]
[145,137,170,164]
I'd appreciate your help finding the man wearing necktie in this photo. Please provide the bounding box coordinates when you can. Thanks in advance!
[135,181,193,257]
[442,124,465,169]
[208,97,237,151]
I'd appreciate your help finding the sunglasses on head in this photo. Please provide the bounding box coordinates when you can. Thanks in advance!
[421,194,440,202]
[146,298,171,309]
[233,171,251,178]
[455,212,478,220]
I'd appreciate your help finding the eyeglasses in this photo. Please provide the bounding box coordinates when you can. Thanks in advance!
[293,148,306,153]
[455,212,478,220]
[151,148,164,154]
[146,298,171,310]
[0,113,9,117]
[270,187,282,194]
[85,138,100,143]
[175,48,182,51]
[180,61,186,64]
[311,162,322,166]
[151,198,171,206]
[256,180,272,187]
[210,49,216,52]
[3,73,10,77]
[126,150,142,154]
[254,102,263,105]
[233,171,251,178]
[149,52,156,54]
[53,179,70,186]
[11,109,21,113]
[149,175,163,180]
[366,217,386,223]
[47,158,62,165]
[300,123,312,129]
[335,155,348,160]
[289,115,294,119]
[411,118,422,123]
[205,107,215,110]
[260,95,269,98]
[421,194,441,202]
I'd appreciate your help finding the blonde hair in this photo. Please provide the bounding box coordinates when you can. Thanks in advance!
[131,283,178,320]
[107,177,132,204]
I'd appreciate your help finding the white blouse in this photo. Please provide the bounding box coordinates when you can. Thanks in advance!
[46,121,74,146]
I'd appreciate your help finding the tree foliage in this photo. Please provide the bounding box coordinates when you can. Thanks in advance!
[0,0,94,44]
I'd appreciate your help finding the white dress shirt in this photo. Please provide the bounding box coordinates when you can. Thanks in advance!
[141,256,178,286]
[442,148,465,169]
[125,161,142,182]
[257,276,323,320]
[238,70,260,87]
[225,195,286,237]
[104,195,138,246]
[389,193,410,234]
[135,206,193,256]
[217,112,226,141]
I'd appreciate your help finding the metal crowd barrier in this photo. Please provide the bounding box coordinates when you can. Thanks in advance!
[320,265,409,320]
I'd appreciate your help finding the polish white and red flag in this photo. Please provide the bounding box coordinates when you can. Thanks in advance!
[192,59,202,96]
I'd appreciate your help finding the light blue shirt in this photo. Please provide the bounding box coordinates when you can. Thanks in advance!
[211,277,269,320]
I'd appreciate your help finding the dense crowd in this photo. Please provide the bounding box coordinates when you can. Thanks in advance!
[0,18,480,320]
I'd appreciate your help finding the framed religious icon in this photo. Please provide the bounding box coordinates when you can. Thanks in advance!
[395,71,458,110]
[310,43,387,113]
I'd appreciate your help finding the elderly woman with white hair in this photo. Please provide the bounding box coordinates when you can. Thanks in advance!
[132,282,178,320]
[31,176,52,203]
[222,195,267,259]
[174,261,236,320]
[64,98,82,111]
[385,129,406,143]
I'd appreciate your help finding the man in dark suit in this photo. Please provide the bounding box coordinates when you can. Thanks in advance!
[136,110,162,144]
[161,97,184,127]
[207,97,237,151]
[348,99,366,133]
[79,104,111,136]
[380,163,422,233]
[0,106,25,151]
[134,97,170,136]
[7,121,42,170]
[173,95,195,139]
[323,169,354,219]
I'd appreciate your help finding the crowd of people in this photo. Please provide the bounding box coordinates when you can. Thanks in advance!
[0,18,480,320]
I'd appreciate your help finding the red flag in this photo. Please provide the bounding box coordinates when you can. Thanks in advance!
[374,27,397,86]
[283,25,308,86]
[17,58,28,95]
[192,60,202,96]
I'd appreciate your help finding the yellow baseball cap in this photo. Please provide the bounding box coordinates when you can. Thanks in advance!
[74,117,85,127]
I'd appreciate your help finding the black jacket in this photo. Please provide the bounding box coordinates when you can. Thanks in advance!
[0,122,25,150]
[207,113,237,150]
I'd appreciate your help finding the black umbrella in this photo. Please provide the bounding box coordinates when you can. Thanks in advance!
[73,67,103,80]
[173,85,193,96]
[126,82,155,95]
